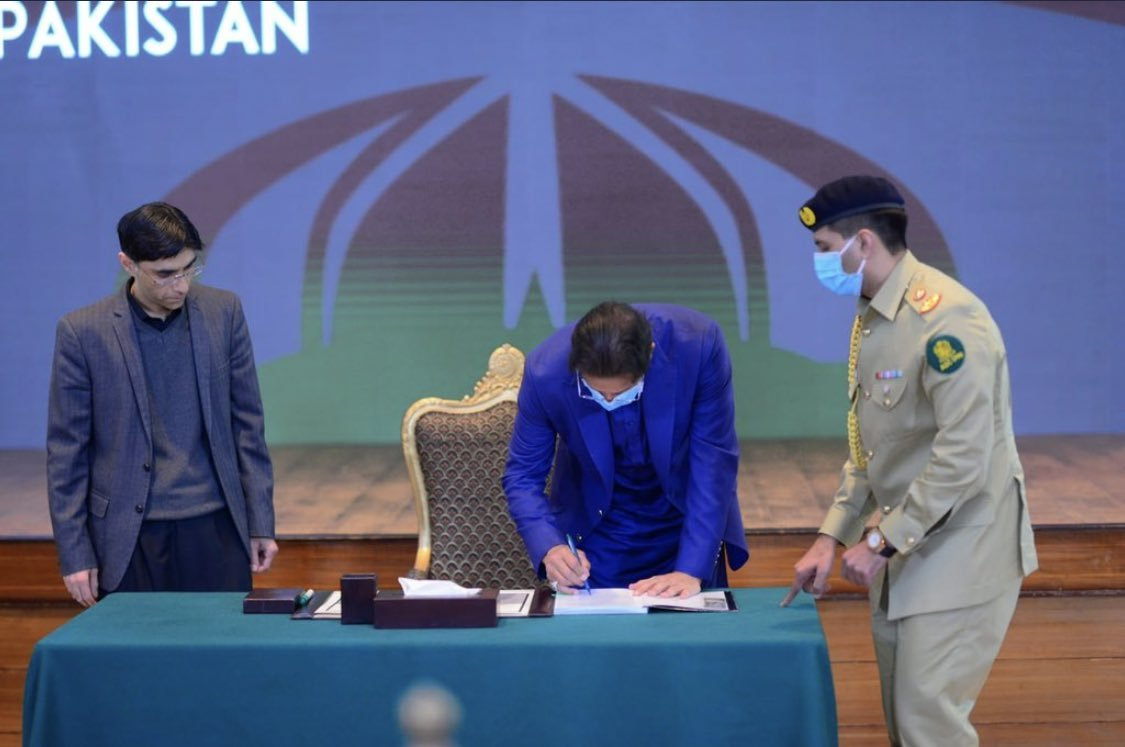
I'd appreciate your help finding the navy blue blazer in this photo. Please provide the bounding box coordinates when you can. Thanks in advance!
[503,304,748,582]
[46,282,275,591]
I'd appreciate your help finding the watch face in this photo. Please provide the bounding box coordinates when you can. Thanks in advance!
[867,531,882,550]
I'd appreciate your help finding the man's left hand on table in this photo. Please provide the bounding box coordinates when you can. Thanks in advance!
[629,571,701,598]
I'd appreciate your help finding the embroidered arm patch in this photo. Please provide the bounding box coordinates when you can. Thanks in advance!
[926,335,965,373]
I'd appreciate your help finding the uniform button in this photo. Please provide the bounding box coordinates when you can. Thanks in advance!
[134,505,144,514]
[906,536,916,545]
[864,390,871,399]
[883,506,892,514]
[597,509,604,516]
[576,534,583,542]
[866,450,875,460]
[143,463,151,471]
[883,397,892,406]
[863,328,872,336]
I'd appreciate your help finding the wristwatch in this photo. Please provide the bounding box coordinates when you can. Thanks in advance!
[865,528,897,558]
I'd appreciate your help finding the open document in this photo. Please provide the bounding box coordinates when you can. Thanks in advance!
[498,589,537,617]
[310,590,342,618]
[497,588,556,617]
[552,588,736,615]
[291,590,343,620]
[642,590,737,612]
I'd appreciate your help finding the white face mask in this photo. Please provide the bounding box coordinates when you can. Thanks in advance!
[578,376,645,412]
[813,235,866,296]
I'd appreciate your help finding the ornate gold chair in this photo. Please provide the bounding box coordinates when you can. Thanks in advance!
[401,344,541,589]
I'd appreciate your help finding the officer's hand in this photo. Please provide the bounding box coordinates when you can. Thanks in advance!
[780,534,838,607]
[841,542,888,588]
[63,568,99,607]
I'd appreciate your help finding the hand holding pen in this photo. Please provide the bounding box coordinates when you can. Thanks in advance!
[544,536,591,594]
[566,534,593,595]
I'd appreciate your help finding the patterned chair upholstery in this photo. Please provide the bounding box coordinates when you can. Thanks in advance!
[401,344,542,589]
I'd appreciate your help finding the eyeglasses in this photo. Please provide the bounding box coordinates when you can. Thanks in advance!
[136,263,205,288]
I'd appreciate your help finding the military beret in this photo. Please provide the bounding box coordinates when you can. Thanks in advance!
[798,175,906,231]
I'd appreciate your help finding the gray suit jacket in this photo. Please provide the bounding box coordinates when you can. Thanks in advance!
[46,282,275,591]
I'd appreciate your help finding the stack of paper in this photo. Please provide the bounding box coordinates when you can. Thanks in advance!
[552,588,650,615]
[552,588,734,615]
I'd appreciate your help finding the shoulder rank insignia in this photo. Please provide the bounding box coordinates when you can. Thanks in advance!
[907,286,942,314]
[927,335,965,374]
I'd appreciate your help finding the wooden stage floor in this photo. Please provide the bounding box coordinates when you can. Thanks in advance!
[3,434,1122,541]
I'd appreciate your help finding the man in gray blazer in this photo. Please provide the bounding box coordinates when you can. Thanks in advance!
[47,202,278,606]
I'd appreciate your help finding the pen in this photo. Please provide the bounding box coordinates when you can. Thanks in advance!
[565,534,592,595]
[296,588,315,607]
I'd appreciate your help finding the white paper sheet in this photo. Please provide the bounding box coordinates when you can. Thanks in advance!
[551,588,649,615]
[311,590,342,619]
[497,589,536,617]
[552,589,733,615]
[398,578,482,597]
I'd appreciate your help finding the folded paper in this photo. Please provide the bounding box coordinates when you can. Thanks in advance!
[398,578,482,598]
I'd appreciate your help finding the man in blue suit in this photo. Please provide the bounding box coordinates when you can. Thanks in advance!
[503,301,748,597]
[47,202,277,606]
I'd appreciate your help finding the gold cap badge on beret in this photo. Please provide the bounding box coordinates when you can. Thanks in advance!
[797,175,906,231]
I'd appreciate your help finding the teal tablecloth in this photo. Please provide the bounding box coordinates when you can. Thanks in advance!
[23,587,837,746]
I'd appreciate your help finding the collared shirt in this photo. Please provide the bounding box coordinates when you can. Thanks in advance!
[126,281,184,331]
[581,402,682,587]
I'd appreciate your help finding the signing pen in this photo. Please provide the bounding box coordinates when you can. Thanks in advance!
[296,588,315,607]
[565,534,592,595]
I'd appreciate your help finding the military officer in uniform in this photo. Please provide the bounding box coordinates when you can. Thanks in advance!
[780,175,1038,746]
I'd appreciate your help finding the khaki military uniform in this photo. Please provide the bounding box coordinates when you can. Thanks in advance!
[819,251,1038,746]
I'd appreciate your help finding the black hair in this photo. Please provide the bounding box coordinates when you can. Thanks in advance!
[116,202,204,262]
[828,209,908,254]
[568,301,653,379]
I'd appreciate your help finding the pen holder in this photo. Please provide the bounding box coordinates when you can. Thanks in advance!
[340,573,378,625]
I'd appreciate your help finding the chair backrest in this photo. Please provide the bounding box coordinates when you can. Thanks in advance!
[401,344,541,589]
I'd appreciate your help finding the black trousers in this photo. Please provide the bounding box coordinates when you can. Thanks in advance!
[115,508,252,593]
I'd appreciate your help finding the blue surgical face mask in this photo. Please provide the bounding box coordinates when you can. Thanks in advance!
[813,235,866,296]
[578,376,644,412]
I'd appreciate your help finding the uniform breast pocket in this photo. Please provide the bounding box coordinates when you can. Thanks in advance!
[860,372,920,441]
[869,377,909,411]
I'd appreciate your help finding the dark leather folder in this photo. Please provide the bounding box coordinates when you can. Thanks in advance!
[242,588,301,614]
[372,588,499,629]
[290,590,338,620]
[528,586,555,616]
